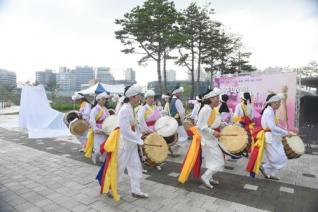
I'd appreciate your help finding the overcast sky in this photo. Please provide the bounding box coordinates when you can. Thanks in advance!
[0,0,317,84]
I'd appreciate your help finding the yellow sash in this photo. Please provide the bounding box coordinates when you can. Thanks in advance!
[207,107,218,126]
[251,115,280,175]
[144,105,154,120]
[84,109,104,158]
[101,128,120,201]
[178,126,201,183]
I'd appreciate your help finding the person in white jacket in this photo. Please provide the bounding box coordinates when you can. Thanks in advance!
[260,93,295,180]
[197,88,223,189]
[170,86,188,151]
[137,89,162,170]
[71,93,91,152]
[233,92,254,126]
[89,92,110,164]
[117,84,148,198]
[189,95,202,123]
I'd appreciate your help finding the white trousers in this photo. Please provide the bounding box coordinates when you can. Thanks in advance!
[118,144,143,194]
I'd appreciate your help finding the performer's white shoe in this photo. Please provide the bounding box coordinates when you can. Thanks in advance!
[156,166,162,171]
[209,179,219,185]
[200,177,214,189]
[132,192,149,198]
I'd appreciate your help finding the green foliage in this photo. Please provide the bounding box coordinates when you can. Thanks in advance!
[51,102,79,112]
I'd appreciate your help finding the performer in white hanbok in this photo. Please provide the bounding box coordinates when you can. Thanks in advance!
[88,92,110,164]
[170,86,188,148]
[189,95,202,123]
[218,94,232,127]
[197,88,223,189]
[137,90,162,170]
[118,84,148,198]
[71,93,91,151]
[233,92,254,127]
[161,94,171,116]
[260,93,295,180]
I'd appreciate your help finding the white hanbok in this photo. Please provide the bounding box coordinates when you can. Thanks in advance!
[197,105,224,181]
[233,102,254,126]
[118,103,144,194]
[189,101,201,123]
[261,106,288,177]
[89,104,109,154]
[173,96,188,143]
[77,102,91,147]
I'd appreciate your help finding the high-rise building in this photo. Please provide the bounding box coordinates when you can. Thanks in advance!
[74,66,95,90]
[35,69,56,88]
[0,69,17,89]
[188,69,209,81]
[167,69,176,81]
[96,67,114,83]
[124,68,136,81]
[56,67,75,91]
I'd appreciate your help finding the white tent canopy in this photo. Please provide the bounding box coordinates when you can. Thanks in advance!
[76,83,125,95]
[19,85,70,138]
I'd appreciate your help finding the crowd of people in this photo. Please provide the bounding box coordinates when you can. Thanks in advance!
[70,83,297,201]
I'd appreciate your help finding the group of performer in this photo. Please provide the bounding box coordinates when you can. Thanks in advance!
[69,83,298,201]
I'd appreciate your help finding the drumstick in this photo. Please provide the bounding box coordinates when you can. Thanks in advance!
[219,134,238,136]
[143,144,163,147]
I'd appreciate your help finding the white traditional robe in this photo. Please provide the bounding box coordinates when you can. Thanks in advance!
[172,96,188,143]
[261,106,288,176]
[137,104,161,135]
[76,102,91,146]
[118,103,144,194]
[197,105,224,181]
[189,101,201,123]
[89,104,109,154]
[234,102,254,126]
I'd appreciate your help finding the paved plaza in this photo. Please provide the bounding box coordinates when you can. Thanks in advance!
[0,115,318,212]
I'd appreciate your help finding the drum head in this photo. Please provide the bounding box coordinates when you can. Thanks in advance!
[155,116,178,137]
[69,119,89,135]
[144,133,168,164]
[286,136,305,155]
[64,111,79,126]
[219,125,248,154]
[102,115,119,135]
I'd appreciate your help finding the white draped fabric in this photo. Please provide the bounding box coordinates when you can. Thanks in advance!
[19,85,70,138]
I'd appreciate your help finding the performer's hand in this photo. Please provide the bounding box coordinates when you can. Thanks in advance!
[213,131,220,138]
[287,131,297,137]
[95,129,104,134]
[78,114,83,119]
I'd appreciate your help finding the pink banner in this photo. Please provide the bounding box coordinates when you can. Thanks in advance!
[214,72,297,130]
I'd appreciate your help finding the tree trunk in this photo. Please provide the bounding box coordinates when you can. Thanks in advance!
[196,41,201,96]
[157,44,163,95]
[163,50,167,93]
[191,41,195,99]
[210,56,214,88]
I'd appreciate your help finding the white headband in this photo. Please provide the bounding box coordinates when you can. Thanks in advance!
[96,92,110,100]
[195,96,201,101]
[162,94,170,99]
[72,93,84,101]
[125,84,143,97]
[144,90,155,98]
[172,87,184,95]
[203,88,221,100]
[266,93,284,104]
[111,94,119,102]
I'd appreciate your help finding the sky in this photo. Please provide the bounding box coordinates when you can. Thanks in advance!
[0,0,317,85]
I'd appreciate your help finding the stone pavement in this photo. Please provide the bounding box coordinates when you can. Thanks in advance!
[0,125,318,212]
